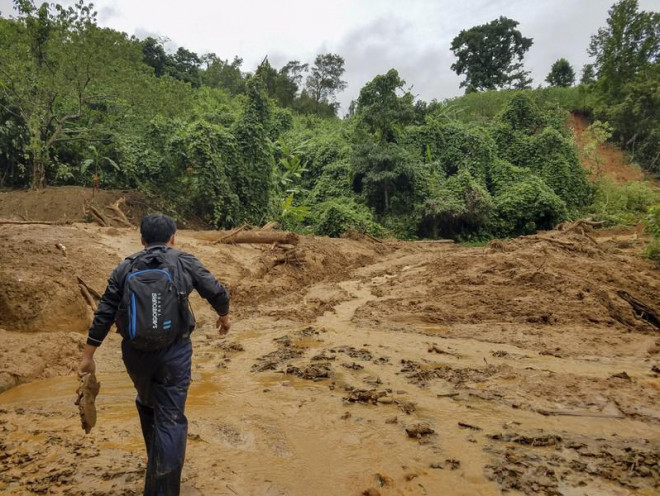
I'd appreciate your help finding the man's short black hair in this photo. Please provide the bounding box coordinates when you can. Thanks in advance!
[140,214,177,244]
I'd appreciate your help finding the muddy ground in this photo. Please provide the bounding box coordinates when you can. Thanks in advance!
[0,210,659,496]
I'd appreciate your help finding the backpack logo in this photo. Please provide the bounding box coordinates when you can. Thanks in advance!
[151,292,161,329]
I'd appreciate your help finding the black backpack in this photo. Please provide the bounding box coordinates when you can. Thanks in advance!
[118,247,192,351]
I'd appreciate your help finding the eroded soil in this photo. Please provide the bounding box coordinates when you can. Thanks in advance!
[0,218,659,496]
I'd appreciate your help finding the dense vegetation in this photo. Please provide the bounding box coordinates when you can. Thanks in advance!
[0,0,658,241]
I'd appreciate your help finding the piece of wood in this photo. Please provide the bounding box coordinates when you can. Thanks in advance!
[261,221,279,230]
[536,408,624,419]
[413,239,455,244]
[0,219,63,225]
[88,205,108,226]
[218,230,300,245]
[77,276,102,300]
[617,290,660,329]
[363,232,384,244]
[79,284,98,311]
[213,224,249,245]
[105,198,133,227]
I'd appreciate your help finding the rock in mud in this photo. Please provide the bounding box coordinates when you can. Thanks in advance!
[405,422,434,438]
[345,389,387,404]
[609,371,631,381]
[75,373,100,434]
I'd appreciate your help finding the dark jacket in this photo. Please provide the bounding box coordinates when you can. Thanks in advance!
[86,244,229,347]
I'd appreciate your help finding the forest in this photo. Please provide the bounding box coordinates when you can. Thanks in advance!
[0,0,658,246]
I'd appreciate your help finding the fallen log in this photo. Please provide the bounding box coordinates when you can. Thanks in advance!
[0,219,64,225]
[217,230,299,245]
[213,224,249,245]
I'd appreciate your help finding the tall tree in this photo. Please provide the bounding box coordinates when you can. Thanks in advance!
[352,70,416,215]
[588,0,660,98]
[305,53,347,104]
[274,60,308,107]
[450,17,533,92]
[545,58,576,87]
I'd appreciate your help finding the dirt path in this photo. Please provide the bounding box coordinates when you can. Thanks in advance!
[0,223,659,495]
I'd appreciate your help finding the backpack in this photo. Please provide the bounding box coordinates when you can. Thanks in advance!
[118,247,192,351]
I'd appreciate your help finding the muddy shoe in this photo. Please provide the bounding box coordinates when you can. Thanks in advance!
[75,373,101,433]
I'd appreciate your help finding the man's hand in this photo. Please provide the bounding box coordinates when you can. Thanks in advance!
[217,314,231,336]
[78,344,97,377]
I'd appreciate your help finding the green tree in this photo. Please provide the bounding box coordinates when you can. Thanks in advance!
[546,58,576,87]
[352,70,416,215]
[450,16,533,92]
[274,60,308,107]
[305,53,347,105]
[201,54,245,95]
[588,0,660,99]
[141,36,171,77]
[354,69,414,143]
[0,0,149,188]
[580,63,596,84]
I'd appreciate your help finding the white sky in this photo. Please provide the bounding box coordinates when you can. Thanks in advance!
[2,0,659,113]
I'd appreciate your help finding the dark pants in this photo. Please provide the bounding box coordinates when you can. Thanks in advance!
[122,337,192,496]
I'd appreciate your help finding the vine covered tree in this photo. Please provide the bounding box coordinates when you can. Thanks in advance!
[546,58,576,87]
[450,16,533,92]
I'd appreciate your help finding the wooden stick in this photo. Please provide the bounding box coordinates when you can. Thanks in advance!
[77,276,102,300]
[79,284,98,311]
[0,220,64,225]
[537,408,624,419]
[88,206,108,227]
[364,233,384,244]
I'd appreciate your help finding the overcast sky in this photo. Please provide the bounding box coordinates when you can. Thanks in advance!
[1,0,658,113]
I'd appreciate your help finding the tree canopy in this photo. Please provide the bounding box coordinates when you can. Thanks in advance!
[546,58,576,87]
[450,16,533,92]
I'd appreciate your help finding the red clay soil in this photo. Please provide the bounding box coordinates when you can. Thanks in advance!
[571,113,645,183]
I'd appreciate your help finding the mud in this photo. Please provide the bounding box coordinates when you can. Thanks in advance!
[1,197,660,495]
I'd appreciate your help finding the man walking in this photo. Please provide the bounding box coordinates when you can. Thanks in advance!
[79,214,231,495]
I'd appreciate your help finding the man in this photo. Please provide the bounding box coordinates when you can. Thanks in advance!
[79,214,231,495]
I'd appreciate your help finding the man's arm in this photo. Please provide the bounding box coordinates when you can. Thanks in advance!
[180,253,231,333]
[79,265,125,374]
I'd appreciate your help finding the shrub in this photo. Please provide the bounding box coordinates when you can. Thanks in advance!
[493,176,567,236]
[311,199,386,238]
[419,170,494,239]
[586,179,660,226]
